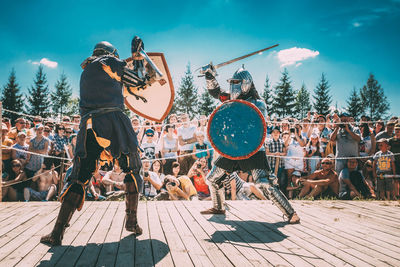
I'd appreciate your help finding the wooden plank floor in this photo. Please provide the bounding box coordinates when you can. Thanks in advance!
[0,200,399,267]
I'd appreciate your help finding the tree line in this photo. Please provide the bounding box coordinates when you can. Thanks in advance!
[2,64,390,123]
[174,63,390,121]
[2,65,78,123]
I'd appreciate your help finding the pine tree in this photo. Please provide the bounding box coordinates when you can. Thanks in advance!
[295,83,312,119]
[27,65,51,117]
[198,89,217,116]
[360,73,390,120]
[174,63,198,118]
[272,69,296,117]
[345,87,363,120]
[313,73,332,116]
[1,69,24,123]
[261,75,273,114]
[65,97,80,116]
[50,73,72,119]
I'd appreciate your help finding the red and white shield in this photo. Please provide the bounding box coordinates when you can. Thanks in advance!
[124,53,174,122]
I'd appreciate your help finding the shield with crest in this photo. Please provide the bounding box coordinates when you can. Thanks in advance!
[207,99,267,160]
[124,53,174,122]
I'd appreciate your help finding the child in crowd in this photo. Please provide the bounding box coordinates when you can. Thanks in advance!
[141,129,158,160]
[373,139,396,200]
[192,131,210,160]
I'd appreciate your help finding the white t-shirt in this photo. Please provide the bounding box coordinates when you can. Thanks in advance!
[143,171,162,197]
[177,125,197,151]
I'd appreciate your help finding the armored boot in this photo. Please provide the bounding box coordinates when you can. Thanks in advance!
[40,191,83,246]
[125,182,142,235]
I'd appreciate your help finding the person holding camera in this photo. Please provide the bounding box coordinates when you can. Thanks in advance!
[156,175,197,200]
[284,123,306,179]
[141,157,162,199]
[330,112,361,175]
[187,158,210,200]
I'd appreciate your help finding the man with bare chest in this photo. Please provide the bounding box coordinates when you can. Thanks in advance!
[297,158,339,198]
[24,162,59,201]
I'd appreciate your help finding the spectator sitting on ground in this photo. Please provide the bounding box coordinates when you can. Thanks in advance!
[1,159,27,201]
[225,172,266,200]
[362,160,376,192]
[171,162,181,178]
[187,158,210,200]
[141,158,162,199]
[102,163,126,193]
[24,161,59,201]
[150,159,165,184]
[373,138,396,200]
[338,158,375,200]
[298,157,339,199]
[163,175,197,200]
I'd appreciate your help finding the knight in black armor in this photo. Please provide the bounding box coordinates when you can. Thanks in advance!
[41,37,155,246]
[200,64,300,224]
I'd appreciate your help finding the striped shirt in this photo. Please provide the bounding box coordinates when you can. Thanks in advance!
[223,173,244,194]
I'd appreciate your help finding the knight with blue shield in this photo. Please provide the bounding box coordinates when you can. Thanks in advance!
[200,64,300,224]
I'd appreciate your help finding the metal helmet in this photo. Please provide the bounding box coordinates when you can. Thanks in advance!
[227,67,254,100]
[92,41,119,58]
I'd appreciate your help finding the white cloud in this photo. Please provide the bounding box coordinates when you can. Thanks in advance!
[352,22,362,28]
[276,47,319,67]
[29,58,58,68]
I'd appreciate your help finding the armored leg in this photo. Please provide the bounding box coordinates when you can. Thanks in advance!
[252,169,300,224]
[200,165,227,214]
[40,188,83,246]
[120,154,143,235]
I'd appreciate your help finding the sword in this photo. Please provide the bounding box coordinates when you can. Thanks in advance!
[197,44,279,76]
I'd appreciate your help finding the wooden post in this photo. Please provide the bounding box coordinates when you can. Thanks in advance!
[0,101,3,202]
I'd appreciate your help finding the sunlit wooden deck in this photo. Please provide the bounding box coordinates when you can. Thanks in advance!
[0,200,399,266]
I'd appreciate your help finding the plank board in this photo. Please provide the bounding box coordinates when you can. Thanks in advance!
[0,200,399,266]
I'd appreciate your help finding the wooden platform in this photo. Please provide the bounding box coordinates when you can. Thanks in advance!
[0,200,399,267]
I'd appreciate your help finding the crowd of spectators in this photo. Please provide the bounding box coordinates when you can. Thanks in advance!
[1,111,400,202]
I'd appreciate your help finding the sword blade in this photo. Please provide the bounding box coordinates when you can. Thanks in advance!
[214,44,279,69]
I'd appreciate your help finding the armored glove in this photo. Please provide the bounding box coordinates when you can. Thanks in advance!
[200,63,217,80]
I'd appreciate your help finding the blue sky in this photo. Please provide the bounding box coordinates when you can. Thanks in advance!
[1,0,399,116]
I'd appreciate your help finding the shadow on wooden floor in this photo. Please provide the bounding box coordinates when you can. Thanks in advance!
[37,237,169,267]
[206,214,287,244]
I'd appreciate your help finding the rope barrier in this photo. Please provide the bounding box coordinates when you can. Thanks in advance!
[3,143,400,162]
[3,107,397,128]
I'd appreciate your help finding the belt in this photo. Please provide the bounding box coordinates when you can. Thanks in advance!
[81,107,123,121]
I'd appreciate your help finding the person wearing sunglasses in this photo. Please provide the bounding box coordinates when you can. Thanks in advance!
[7,117,26,144]
[298,158,339,199]
[1,159,27,201]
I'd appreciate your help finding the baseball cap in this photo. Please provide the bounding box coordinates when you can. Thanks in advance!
[145,129,154,137]
[35,123,44,130]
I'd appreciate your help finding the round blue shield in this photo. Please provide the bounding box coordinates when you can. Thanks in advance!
[207,99,266,160]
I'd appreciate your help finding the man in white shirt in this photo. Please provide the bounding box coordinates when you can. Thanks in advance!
[177,113,197,174]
